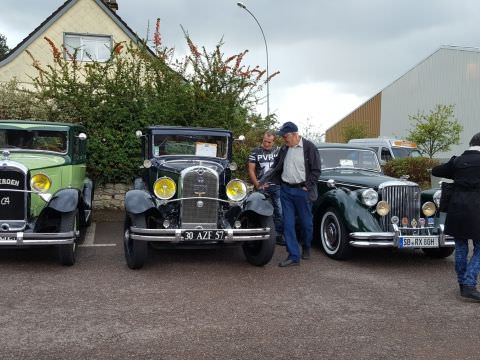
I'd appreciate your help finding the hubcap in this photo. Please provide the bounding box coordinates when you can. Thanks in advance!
[322,214,340,252]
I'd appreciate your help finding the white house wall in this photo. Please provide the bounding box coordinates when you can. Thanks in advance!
[380,47,480,158]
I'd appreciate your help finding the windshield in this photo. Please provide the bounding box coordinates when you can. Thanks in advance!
[0,129,68,153]
[318,148,381,172]
[153,134,228,159]
[391,147,421,158]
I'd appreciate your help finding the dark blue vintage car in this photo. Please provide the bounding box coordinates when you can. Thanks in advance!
[313,143,454,260]
[123,126,275,269]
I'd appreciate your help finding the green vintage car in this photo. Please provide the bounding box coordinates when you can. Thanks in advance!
[0,120,94,265]
[314,143,454,259]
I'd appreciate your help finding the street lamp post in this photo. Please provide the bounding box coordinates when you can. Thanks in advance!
[236,2,270,118]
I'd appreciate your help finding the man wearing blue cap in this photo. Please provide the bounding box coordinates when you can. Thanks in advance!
[259,122,321,267]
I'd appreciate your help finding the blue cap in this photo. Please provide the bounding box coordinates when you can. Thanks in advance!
[276,121,298,136]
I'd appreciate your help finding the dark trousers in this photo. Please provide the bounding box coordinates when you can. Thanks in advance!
[280,185,313,262]
[261,185,283,236]
[455,238,480,286]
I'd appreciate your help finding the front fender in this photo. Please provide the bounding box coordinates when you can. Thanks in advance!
[243,191,274,217]
[317,189,382,233]
[125,190,156,215]
[47,188,80,213]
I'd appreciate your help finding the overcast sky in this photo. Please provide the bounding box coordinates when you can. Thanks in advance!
[1,0,480,134]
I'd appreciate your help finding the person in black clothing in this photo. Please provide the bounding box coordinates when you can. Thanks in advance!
[432,132,480,301]
[260,122,321,267]
[248,131,283,245]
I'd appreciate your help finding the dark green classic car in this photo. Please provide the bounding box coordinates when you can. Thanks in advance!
[313,143,454,259]
[0,120,94,265]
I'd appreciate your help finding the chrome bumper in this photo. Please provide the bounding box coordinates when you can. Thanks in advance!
[0,231,76,246]
[129,227,271,243]
[349,224,455,248]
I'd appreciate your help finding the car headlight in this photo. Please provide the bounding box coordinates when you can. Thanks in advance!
[153,177,176,200]
[433,190,441,207]
[31,173,51,193]
[361,188,378,207]
[226,179,247,202]
[422,201,436,217]
[376,201,390,216]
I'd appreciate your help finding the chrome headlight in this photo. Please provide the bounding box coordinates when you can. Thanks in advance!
[422,201,436,217]
[361,188,378,207]
[226,179,247,202]
[153,177,176,200]
[31,173,51,193]
[376,201,390,216]
[433,190,441,207]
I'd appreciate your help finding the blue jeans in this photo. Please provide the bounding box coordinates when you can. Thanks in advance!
[280,185,313,262]
[261,185,283,236]
[455,238,480,286]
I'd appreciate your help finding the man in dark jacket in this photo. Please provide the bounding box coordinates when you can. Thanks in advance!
[432,132,480,301]
[260,122,321,267]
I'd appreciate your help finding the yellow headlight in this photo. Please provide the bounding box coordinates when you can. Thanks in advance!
[31,173,51,193]
[422,201,436,217]
[376,201,390,216]
[226,179,247,202]
[153,177,176,200]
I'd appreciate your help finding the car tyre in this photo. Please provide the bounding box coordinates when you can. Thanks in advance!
[58,209,80,266]
[320,208,353,260]
[124,214,148,269]
[422,247,454,258]
[242,215,275,266]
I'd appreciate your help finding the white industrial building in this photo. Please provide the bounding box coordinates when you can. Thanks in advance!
[326,45,480,158]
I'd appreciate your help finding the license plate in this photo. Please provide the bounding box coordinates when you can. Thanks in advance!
[399,236,439,248]
[182,230,225,241]
[0,235,17,241]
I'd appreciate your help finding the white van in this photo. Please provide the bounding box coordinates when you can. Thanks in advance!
[348,138,422,162]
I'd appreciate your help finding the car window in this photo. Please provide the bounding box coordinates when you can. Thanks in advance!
[319,148,381,171]
[381,147,393,162]
[153,134,228,159]
[391,147,421,158]
[0,129,68,153]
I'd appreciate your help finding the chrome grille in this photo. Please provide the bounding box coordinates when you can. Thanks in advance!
[379,182,421,231]
[179,166,219,228]
[0,164,28,229]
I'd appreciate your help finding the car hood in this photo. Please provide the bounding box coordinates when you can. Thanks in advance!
[6,152,67,170]
[320,168,414,189]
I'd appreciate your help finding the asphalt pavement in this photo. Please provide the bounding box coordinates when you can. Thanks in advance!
[0,211,479,360]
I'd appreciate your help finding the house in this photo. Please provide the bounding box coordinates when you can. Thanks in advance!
[0,0,149,86]
[325,46,480,158]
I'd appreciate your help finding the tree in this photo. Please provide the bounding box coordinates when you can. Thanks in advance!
[0,33,9,60]
[15,20,278,184]
[407,104,463,158]
[342,123,368,143]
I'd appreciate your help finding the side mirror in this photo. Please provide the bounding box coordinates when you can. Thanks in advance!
[135,130,143,138]
[78,133,87,140]
[379,159,386,166]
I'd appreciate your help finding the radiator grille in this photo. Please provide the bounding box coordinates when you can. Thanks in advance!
[379,184,421,231]
[0,167,27,221]
[180,167,219,228]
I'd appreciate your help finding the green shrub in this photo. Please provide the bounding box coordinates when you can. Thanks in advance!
[383,157,440,189]
[2,26,277,184]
